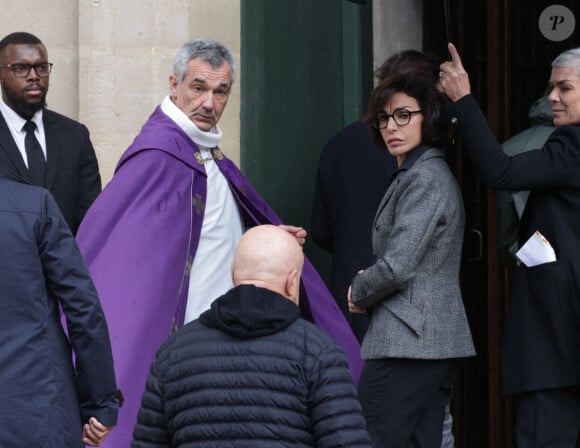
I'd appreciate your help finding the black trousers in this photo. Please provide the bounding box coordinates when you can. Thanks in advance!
[357,357,461,448]
[515,388,580,447]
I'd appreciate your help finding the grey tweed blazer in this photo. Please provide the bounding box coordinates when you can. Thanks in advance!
[351,146,475,360]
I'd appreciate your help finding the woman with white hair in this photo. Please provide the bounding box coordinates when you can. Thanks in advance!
[440,44,580,447]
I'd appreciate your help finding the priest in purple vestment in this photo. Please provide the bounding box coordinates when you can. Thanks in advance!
[76,38,362,447]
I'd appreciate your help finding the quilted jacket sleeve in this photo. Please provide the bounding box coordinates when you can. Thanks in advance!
[132,359,170,447]
[309,342,371,447]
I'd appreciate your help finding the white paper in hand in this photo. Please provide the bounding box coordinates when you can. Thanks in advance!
[515,230,556,267]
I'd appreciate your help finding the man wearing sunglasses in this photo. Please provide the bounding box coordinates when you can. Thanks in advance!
[0,32,101,234]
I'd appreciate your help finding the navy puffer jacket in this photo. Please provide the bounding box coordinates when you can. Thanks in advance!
[132,284,370,447]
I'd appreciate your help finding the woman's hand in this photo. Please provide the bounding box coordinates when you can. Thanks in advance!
[347,270,366,314]
[438,43,471,102]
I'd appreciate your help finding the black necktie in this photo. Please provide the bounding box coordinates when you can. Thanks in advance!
[23,120,46,186]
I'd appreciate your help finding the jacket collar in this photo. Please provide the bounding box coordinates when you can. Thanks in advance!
[397,144,430,173]
[199,284,301,339]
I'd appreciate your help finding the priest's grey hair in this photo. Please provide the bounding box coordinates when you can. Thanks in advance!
[173,37,236,84]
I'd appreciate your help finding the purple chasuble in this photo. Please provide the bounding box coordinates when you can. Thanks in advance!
[76,106,362,447]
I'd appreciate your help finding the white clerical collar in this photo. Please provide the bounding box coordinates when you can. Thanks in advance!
[160,94,222,148]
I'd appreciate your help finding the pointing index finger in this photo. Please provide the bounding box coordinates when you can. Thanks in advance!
[448,43,464,70]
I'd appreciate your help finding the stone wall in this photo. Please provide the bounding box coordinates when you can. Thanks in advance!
[0,0,241,184]
[372,0,422,79]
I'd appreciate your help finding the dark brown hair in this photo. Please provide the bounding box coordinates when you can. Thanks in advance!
[364,75,451,149]
[375,50,440,83]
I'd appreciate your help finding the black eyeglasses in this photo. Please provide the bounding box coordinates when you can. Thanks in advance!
[0,62,53,77]
[372,108,422,129]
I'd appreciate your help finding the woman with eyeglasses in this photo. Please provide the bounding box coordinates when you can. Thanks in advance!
[347,74,475,448]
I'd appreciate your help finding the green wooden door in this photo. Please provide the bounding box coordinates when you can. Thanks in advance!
[240,0,373,274]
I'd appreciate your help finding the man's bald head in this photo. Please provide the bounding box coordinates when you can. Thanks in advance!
[232,225,304,303]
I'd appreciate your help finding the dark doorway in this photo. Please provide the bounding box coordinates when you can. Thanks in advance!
[424,0,579,446]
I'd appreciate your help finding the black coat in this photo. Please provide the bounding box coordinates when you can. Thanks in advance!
[496,96,554,263]
[0,175,120,446]
[450,94,580,394]
[310,121,398,341]
[132,285,371,448]
[0,108,101,233]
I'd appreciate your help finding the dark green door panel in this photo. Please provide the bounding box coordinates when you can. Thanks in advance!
[241,0,372,277]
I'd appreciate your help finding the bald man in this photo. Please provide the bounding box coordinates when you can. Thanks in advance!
[132,225,371,447]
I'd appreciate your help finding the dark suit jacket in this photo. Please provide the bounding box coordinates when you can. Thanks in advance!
[0,108,101,233]
[450,94,580,394]
[0,175,119,446]
[310,121,398,341]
